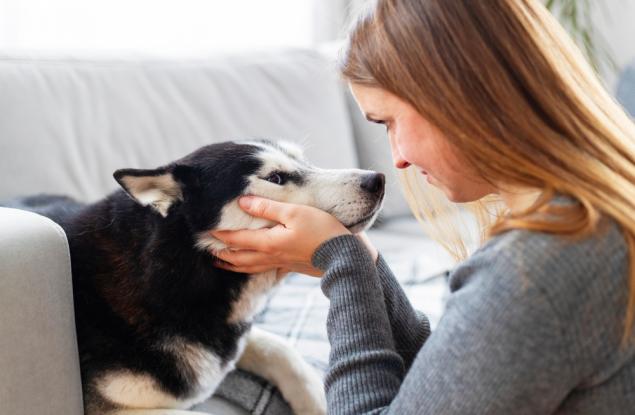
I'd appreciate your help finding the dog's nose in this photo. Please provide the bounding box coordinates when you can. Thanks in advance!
[360,172,385,194]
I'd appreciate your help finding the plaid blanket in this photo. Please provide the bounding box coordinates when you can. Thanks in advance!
[200,244,453,415]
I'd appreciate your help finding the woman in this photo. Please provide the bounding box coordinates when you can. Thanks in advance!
[212,0,635,413]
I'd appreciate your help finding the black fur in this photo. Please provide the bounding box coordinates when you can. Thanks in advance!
[4,142,268,410]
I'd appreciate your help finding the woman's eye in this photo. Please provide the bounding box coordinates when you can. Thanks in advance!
[265,172,286,185]
[372,119,389,131]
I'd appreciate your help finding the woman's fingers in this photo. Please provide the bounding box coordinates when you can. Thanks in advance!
[215,261,279,274]
[213,248,322,277]
[210,197,349,276]
[212,226,277,251]
[238,196,298,224]
[214,248,277,268]
[214,257,322,277]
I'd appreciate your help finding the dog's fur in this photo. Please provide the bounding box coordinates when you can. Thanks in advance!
[7,140,385,415]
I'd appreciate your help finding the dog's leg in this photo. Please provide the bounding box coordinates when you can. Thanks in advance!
[237,327,326,415]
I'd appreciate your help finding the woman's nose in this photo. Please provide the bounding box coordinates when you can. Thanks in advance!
[393,157,411,169]
[389,136,411,169]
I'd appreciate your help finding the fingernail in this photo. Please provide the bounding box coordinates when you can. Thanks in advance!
[239,196,253,209]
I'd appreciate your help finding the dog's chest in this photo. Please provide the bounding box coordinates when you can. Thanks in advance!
[97,336,247,410]
[228,270,283,323]
[169,336,248,407]
[94,272,281,409]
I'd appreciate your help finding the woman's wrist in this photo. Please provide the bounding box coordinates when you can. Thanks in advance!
[354,232,379,263]
[311,233,377,271]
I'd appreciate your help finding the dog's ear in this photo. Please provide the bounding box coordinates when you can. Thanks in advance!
[113,167,184,217]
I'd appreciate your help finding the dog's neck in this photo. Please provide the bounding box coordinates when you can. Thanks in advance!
[193,200,276,254]
[71,193,252,335]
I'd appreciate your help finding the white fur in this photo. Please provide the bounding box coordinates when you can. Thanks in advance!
[238,327,326,415]
[98,337,242,411]
[162,338,234,408]
[195,200,275,252]
[273,140,305,161]
[243,143,382,231]
[228,270,283,323]
[109,326,328,415]
[98,371,182,410]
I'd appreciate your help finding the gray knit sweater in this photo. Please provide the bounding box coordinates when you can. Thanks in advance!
[312,217,635,414]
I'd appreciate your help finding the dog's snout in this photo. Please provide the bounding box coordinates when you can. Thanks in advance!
[360,172,385,194]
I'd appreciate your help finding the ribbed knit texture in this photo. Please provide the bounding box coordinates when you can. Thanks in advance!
[312,219,635,414]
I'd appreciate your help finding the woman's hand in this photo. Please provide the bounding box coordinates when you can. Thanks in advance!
[211,196,351,277]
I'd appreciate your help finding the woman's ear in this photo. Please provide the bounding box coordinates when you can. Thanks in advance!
[113,167,183,217]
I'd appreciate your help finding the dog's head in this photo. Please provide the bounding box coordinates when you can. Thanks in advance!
[114,140,385,251]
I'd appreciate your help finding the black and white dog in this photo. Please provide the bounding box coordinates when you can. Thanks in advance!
[9,140,385,415]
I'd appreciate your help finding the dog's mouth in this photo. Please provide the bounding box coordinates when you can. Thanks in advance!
[341,189,385,233]
[346,214,376,233]
[344,204,382,233]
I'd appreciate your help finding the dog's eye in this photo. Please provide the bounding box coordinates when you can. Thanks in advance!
[264,172,288,185]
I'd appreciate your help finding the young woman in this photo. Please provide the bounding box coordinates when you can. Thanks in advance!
[212,0,635,413]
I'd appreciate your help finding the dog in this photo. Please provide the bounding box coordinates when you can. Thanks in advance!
[6,139,385,415]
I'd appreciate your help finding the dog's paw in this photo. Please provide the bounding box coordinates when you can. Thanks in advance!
[283,366,326,415]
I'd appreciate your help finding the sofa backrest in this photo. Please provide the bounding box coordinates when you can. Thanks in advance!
[0,49,359,203]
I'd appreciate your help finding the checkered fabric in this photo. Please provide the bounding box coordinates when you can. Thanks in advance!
[210,249,452,415]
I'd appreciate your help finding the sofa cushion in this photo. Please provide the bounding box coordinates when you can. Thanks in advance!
[0,49,358,202]
[0,208,84,415]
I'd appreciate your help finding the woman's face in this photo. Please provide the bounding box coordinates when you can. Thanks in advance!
[350,83,496,203]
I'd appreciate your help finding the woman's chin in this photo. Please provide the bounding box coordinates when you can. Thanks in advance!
[444,187,492,204]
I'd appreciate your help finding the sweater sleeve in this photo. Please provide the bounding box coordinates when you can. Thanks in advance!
[312,235,406,413]
[375,254,431,369]
[313,234,577,415]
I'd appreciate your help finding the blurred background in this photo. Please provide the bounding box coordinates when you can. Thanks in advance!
[0,0,634,87]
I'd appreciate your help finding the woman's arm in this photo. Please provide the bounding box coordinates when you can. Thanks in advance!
[353,232,431,369]
[312,235,406,412]
[375,254,431,370]
[314,234,577,415]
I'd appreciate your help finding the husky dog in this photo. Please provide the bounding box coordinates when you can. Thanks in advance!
[9,140,385,415]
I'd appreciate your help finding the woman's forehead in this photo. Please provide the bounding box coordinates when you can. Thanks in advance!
[349,83,404,114]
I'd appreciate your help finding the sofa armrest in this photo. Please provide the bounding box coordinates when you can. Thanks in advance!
[0,207,84,415]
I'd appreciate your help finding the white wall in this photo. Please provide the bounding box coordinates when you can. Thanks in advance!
[0,0,315,54]
[0,0,632,86]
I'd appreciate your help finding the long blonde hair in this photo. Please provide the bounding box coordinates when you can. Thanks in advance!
[340,0,635,342]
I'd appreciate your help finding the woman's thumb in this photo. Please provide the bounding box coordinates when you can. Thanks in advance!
[239,196,291,223]
[238,196,255,210]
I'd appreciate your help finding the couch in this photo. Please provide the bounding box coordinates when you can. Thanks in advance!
[7,48,632,414]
